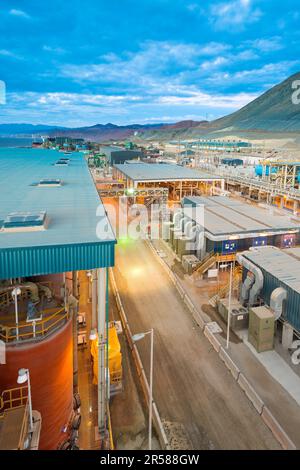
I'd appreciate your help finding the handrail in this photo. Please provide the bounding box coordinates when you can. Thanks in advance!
[107,404,114,450]
[192,251,215,273]
[0,386,28,414]
[0,307,68,343]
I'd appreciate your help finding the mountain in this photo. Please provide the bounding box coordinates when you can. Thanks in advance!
[136,72,300,141]
[0,123,69,135]
[47,122,189,142]
[2,72,300,142]
[209,71,300,132]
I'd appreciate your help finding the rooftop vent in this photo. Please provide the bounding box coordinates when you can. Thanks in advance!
[2,211,47,232]
[55,159,69,166]
[38,178,62,187]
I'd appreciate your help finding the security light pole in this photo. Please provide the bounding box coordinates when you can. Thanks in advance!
[12,287,21,341]
[132,329,154,450]
[226,263,233,349]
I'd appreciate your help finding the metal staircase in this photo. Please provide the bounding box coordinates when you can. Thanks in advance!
[209,265,242,307]
[192,252,217,276]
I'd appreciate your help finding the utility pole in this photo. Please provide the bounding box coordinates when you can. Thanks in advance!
[226,263,233,350]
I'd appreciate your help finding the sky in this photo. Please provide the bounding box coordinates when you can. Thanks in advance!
[0,0,300,126]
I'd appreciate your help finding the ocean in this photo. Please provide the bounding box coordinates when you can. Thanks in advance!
[0,137,33,147]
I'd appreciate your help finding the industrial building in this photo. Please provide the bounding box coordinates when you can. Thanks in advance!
[183,195,300,251]
[237,246,300,338]
[113,163,224,200]
[0,148,116,450]
[163,196,300,267]
[100,146,142,164]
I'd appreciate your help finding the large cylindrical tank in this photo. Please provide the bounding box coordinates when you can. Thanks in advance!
[0,318,73,450]
[255,164,277,177]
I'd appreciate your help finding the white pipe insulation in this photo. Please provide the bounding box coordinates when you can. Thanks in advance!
[236,253,264,307]
[270,287,287,320]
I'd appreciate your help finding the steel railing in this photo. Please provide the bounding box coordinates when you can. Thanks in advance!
[0,307,68,343]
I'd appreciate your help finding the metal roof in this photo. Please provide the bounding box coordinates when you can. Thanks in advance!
[114,163,221,182]
[183,196,300,239]
[242,246,300,295]
[0,148,116,279]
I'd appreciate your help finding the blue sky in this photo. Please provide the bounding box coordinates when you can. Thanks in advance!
[0,0,300,126]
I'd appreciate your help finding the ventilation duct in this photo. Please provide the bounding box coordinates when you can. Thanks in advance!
[270,287,287,321]
[237,253,264,307]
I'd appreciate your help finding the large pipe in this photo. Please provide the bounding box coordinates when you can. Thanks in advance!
[37,284,52,302]
[270,287,287,320]
[0,282,40,303]
[97,268,106,438]
[240,273,255,303]
[236,253,264,307]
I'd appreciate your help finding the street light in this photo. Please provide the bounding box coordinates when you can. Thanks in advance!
[89,328,97,340]
[132,329,154,451]
[12,287,21,341]
[17,368,33,431]
[226,263,233,350]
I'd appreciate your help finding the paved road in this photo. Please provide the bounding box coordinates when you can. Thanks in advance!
[113,237,280,450]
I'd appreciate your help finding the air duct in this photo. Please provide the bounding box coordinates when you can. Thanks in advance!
[173,209,184,230]
[38,284,53,302]
[0,282,40,303]
[240,273,255,303]
[270,287,287,320]
[237,253,264,307]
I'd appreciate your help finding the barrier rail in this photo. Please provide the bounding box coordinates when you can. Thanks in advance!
[0,307,68,343]
[109,268,169,450]
[0,386,28,414]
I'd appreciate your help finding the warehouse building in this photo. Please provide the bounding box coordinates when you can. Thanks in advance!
[0,148,116,450]
[237,246,300,337]
[101,146,142,164]
[113,163,224,200]
[179,196,300,260]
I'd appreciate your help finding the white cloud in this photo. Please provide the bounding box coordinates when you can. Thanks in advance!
[43,45,66,54]
[61,40,234,85]
[158,91,257,109]
[9,9,30,19]
[244,37,283,52]
[210,0,262,31]
[0,49,21,59]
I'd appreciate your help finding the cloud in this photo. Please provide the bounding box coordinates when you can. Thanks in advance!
[244,37,283,52]
[158,90,257,109]
[43,45,66,54]
[0,49,22,60]
[9,9,30,19]
[205,61,300,89]
[210,0,262,31]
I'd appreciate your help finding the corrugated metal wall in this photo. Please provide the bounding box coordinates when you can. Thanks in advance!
[243,265,300,333]
[0,241,115,279]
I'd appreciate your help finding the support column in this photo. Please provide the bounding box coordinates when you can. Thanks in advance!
[97,267,107,439]
[293,200,298,216]
[72,271,79,390]
[92,269,97,329]
[282,323,294,350]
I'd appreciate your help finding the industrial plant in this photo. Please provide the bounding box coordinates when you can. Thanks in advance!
[1,137,300,452]
[2,0,300,457]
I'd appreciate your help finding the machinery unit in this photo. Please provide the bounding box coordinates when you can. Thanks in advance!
[176,236,193,259]
[217,299,249,330]
[169,227,182,251]
[248,306,275,352]
[182,255,199,274]
[162,221,173,242]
